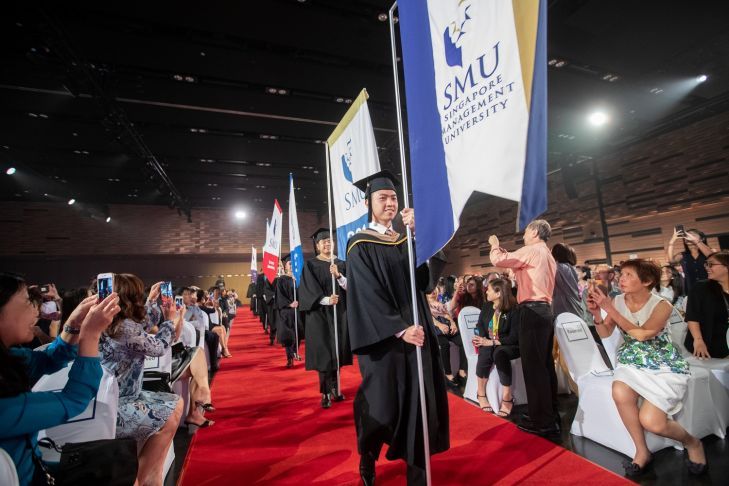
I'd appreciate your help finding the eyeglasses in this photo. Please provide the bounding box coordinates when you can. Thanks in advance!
[704,262,725,268]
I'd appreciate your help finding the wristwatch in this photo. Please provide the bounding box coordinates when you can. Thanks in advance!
[63,325,81,335]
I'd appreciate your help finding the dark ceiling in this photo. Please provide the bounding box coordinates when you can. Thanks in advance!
[1,0,728,219]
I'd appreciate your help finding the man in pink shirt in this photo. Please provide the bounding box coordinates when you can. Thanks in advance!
[489,219,559,438]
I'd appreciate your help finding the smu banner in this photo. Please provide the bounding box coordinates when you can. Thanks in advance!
[398,0,547,265]
[262,200,283,283]
[288,174,304,286]
[327,89,381,259]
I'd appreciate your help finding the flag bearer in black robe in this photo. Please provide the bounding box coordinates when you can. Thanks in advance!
[254,273,267,330]
[264,273,277,346]
[275,255,301,368]
[299,228,352,409]
[346,170,449,486]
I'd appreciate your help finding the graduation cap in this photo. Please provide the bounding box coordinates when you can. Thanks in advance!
[311,228,331,254]
[353,169,399,199]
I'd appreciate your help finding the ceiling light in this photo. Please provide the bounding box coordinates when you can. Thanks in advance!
[588,111,609,127]
[548,59,557,66]
[696,74,707,83]
[235,210,246,219]
[344,98,353,104]
[67,198,76,205]
[105,216,111,223]
[378,13,388,22]
[173,74,183,81]
[6,167,16,175]
[200,51,206,57]
[184,75,196,83]
[266,87,278,94]
[335,97,344,103]
[277,89,288,95]
[608,75,619,82]
[28,112,38,118]
[555,60,566,68]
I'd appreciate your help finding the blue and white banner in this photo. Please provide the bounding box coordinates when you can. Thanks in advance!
[288,173,304,286]
[398,0,547,265]
[327,89,381,259]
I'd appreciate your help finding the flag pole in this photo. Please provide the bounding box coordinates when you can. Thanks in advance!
[325,142,342,397]
[389,3,431,484]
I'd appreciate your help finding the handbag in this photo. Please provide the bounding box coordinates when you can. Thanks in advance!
[141,370,172,394]
[170,342,196,383]
[30,436,138,486]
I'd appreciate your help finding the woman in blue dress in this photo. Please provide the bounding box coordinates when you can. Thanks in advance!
[0,272,120,486]
[99,274,183,486]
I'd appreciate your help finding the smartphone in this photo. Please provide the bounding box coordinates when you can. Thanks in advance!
[39,285,50,294]
[161,281,173,305]
[97,273,114,300]
[675,224,685,234]
[174,295,184,308]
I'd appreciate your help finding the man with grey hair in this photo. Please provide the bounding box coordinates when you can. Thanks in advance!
[488,219,559,438]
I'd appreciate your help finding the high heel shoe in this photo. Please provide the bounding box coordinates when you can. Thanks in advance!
[477,394,493,413]
[496,398,514,418]
[195,401,216,413]
[685,451,708,475]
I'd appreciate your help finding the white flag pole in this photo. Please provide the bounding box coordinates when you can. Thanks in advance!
[389,3,431,484]
[325,142,342,397]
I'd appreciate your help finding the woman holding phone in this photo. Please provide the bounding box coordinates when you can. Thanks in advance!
[587,259,706,477]
[667,227,717,294]
[1,272,120,486]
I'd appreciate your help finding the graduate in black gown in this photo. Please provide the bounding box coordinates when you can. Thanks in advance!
[298,228,352,409]
[254,272,267,330]
[346,171,449,486]
[274,255,302,368]
[264,273,277,345]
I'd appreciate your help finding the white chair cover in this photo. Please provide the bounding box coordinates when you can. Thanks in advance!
[554,313,611,381]
[0,448,19,486]
[143,346,173,374]
[458,306,527,411]
[32,364,119,450]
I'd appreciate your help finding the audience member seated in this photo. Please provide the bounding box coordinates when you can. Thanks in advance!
[427,287,467,388]
[201,289,232,358]
[0,272,119,486]
[99,273,183,486]
[658,265,686,313]
[667,228,717,294]
[448,275,485,321]
[587,259,707,477]
[684,251,729,359]
[471,278,520,417]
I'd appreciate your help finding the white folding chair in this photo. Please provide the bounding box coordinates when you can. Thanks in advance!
[555,312,678,457]
[32,364,120,461]
[0,447,19,486]
[458,306,527,411]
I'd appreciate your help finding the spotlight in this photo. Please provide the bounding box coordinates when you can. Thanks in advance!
[235,210,247,220]
[67,198,76,205]
[5,167,16,175]
[588,111,608,127]
[696,74,707,83]
[105,216,111,223]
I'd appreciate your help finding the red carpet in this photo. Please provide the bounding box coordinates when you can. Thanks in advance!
[179,308,629,485]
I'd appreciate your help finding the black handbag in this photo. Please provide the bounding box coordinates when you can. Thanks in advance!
[141,370,172,393]
[31,436,138,486]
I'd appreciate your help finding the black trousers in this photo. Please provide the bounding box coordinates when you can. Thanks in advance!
[518,302,557,428]
[475,344,520,385]
[318,370,338,394]
[204,329,220,371]
[436,333,467,375]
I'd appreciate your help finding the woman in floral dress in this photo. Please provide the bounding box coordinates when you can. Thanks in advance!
[588,259,707,477]
[99,275,183,486]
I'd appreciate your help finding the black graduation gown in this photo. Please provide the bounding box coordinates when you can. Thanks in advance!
[254,274,266,320]
[346,229,449,468]
[263,276,277,333]
[246,282,256,306]
[274,275,302,347]
[299,257,352,372]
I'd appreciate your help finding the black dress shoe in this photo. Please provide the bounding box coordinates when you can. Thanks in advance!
[359,454,375,486]
[330,388,345,402]
[286,357,293,368]
[517,422,561,439]
[321,393,332,409]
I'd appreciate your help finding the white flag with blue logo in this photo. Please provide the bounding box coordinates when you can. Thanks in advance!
[327,89,381,259]
[250,246,257,281]
[288,174,304,286]
[398,0,548,265]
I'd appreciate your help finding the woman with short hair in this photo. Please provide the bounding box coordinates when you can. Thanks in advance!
[684,251,729,359]
[588,259,706,477]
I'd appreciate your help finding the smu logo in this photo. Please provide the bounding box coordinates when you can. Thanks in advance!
[341,138,354,183]
[443,2,472,67]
